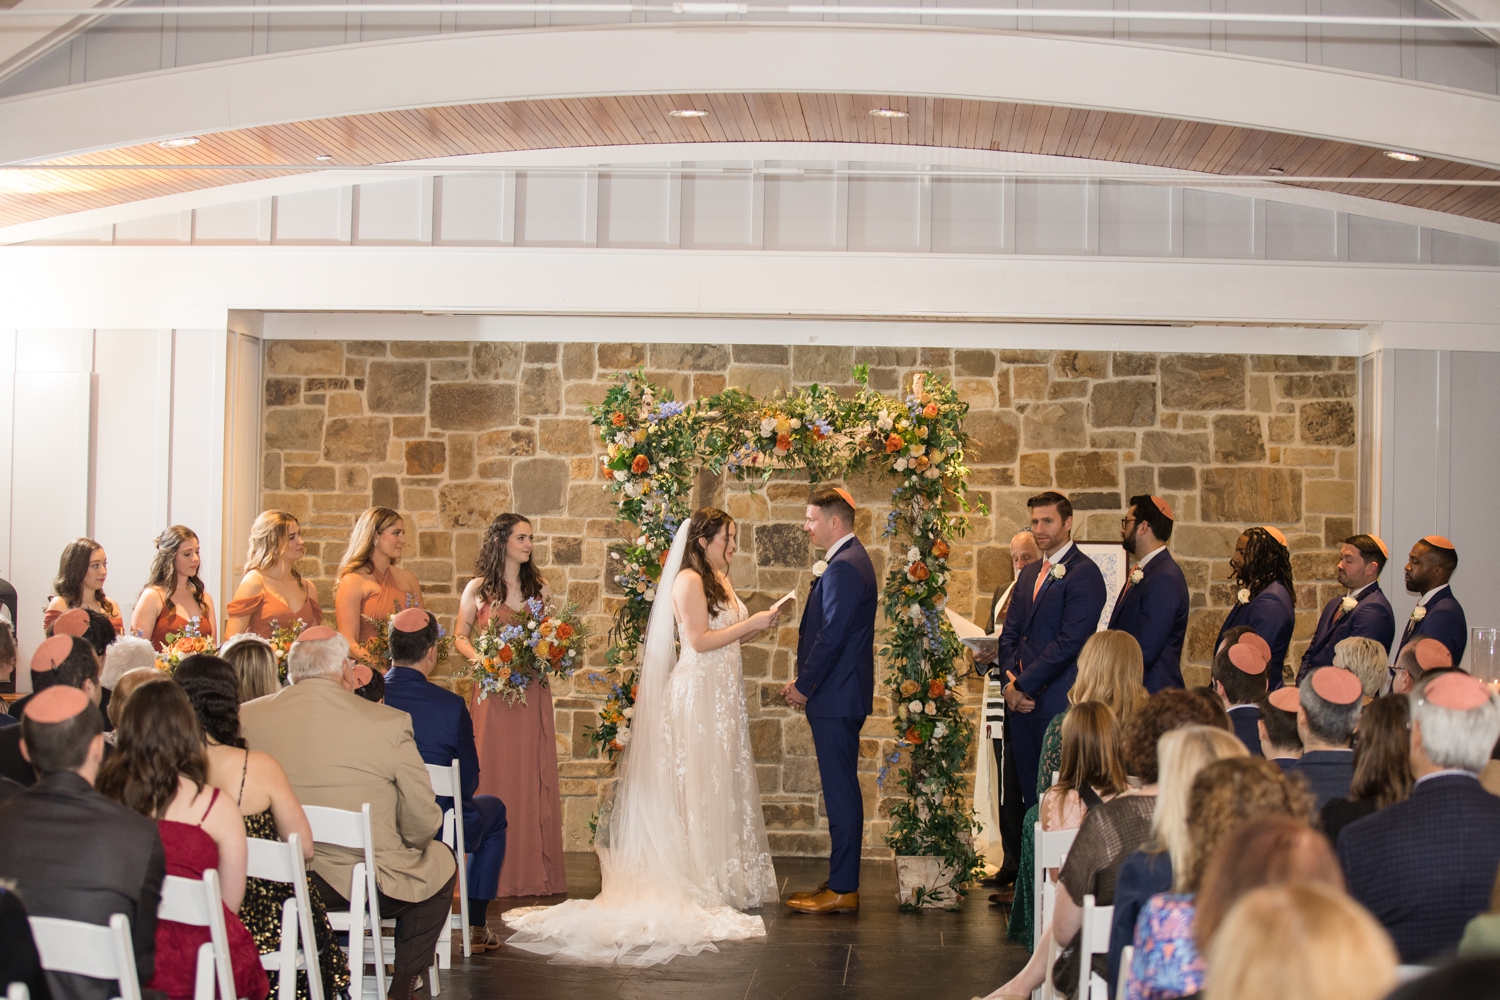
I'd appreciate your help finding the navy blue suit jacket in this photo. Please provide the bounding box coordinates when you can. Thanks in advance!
[1216,581,1295,691]
[1340,773,1500,962]
[1108,549,1189,692]
[795,537,878,719]
[382,665,482,826]
[1289,748,1354,810]
[1228,705,1263,757]
[1297,583,1395,684]
[1398,587,1469,665]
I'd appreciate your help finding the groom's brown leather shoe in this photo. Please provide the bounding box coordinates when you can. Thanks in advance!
[787,889,858,913]
[788,881,829,903]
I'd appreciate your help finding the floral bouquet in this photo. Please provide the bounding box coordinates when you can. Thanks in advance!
[267,619,306,684]
[362,599,454,667]
[588,671,638,758]
[468,598,588,706]
[155,618,218,674]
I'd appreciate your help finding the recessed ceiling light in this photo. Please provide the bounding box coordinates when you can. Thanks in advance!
[158,137,199,148]
[1384,150,1422,163]
[668,109,709,118]
[315,155,334,162]
[870,108,909,118]
[1267,166,1285,175]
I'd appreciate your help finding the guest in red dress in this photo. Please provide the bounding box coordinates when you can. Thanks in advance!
[224,512,322,641]
[97,680,268,1000]
[44,538,123,637]
[334,507,425,664]
[131,526,217,652]
[454,513,567,898]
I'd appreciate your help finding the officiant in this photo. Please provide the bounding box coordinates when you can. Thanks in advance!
[1109,495,1189,692]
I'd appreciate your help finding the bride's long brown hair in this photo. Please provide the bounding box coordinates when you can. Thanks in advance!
[682,508,735,617]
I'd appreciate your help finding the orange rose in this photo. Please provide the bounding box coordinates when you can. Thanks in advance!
[776,432,792,452]
[905,726,923,744]
[550,646,565,661]
[631,683,639,700]
[498,645,514,663]
[611,412,627,426]
[556,623,574,640]
[914,455,930,472]
[907,561,930,582]
[931,539,949,560]
[923,402,938,418]
[659,550,669,566]
[631,454,650,474]
[885,433,904,454]
[929,679,946,699]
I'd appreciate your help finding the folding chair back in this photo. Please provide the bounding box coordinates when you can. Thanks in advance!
[246,833,325,1000]
[1079,894,1115,1000]
[1034,824,1080,957]
[304,804,384,1000]
[158,870,236,1000]
[28,913,142,1000]
[424,758,470,961]
[1116,945,1134,1000]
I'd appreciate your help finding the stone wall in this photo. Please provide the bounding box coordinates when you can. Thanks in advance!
[259,339,1358,856]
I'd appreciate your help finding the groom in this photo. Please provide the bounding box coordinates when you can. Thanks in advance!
[783,486,877,914]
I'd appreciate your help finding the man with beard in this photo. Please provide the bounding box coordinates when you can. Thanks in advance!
[1397,535,1468,666]
[1296,534,1396,685]
[1108,495,1189,692]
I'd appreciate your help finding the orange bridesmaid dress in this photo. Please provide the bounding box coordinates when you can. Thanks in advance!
[352,567,422,647]
[225,588,322,639]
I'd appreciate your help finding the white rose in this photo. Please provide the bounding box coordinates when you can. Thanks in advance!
[877,413,894,432]
[644,588,657,602]
[615,727,632,746]
[790,418,802,429]
[1051,563,1067,580]
[909,699,924,713]
[614,470,628,482]
[1238,587,1252,605]
[925,700,937,715]
[923,467,940,479]
[1129,568,1144,585]
[1411,606,1427,622]
[622,707,634,719]
[895,457,908,471]
[760,417,777,437]
[908,603,924,622]
[812,560,828,577]
[907,547,921,562]
[933,722,948,740]
[636,535,647,545]
[1340,596,1358,613]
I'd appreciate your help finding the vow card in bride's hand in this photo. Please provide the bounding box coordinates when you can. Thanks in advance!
[770,592,797,613]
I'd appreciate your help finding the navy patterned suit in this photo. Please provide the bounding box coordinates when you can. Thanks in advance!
[1340,772,1500,962]
[1215,581,1295,691]
[1107,549,1189,692]
[795,536,878,894]
[1397,586,1469,665]
[1227,705,1263,757]
[997,542,1107,808]
[1297,583,1395,685]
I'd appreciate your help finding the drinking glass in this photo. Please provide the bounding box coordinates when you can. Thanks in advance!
[1470,628,1500,685]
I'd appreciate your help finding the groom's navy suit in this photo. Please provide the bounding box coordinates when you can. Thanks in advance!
[997,542,1106,808]
[796,534,878,895]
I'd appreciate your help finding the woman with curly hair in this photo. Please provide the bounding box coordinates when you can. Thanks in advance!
[1215,526,1297,691]
[130,526,215,651]
[45,537,122,636]
[452,513,564,900]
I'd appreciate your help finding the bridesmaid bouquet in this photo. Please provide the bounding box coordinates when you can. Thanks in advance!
[155,619,218,674]
[267,619,306,684]
[468,598,588,706]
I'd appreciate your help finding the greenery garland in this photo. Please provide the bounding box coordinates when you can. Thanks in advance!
[585,366,987,903]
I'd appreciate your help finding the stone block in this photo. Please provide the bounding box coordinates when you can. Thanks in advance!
[1022,402,1087,449]
[731,344,789,366]
[1141,431,1210,464]
[1088,380,1157,428]
[431,383,516,430]
[372,476,400,509]
[727,365,791,397]
[327,392,362,417]
[1112,352,1158,377]
[1282,448,1335,466]
[429,361,467,381]
[304,377,350,393]
[1268,415,1296,444]
[767,831,830,856]
[693,373,726,398]
[1071,492,1122,511]
[1019,453,1051,486]
[783,756,824,793]
[539,419,595,455]
[520,367,562,415]
[390,341,467,359]
[266,340,343,376]
[1012,366,1049,400]
[762,803,818,829]
[1186,607,1229,661]
[477,428,535,457]
[597,343,646,369]
[1252,356,1334,372]
[1125,465,1155,498]
[1158,465,1195,490]
[1047,380,1088,399]
[449,435,474,479]
[956,378,996,409]
[793,345,855,384]
[650,343,730,371]
[1213,414,1266,464]
[524,342,559,364]
[438,482,512,528]
[471,342,522,381]
[998,349,1053,363]
[1292,550,1340,582]
[964,410,1021,465]
[1160,354,1246,410]
[1275,374,1356,399]
[854,346,918,367]
[567,483,618,519]
[283,465,335,491]
[756,523,810,567]
[419,531,452,558]
[401,487,437,511]
[1247,375,1273,413]
[1054,451,1118,489]
[405,440,447,476]
[919,347,951,367]
[322,417,389,463]
[511,458,570,514]
[263,453,281,490]
[551,535,583,565]
[564,382,609,409]
[1300,401,1355,446]
[1200,467,1302,522]
[1054,350,1108,380]
[261,491,310,524]
[366,361,428,414]
[749,719,783,763]
[1089,432,1136,450]
[346,341,387,357]
[1304,478,1355,514]
[1323,517,1355,548]
[265,378,300,407]
[1172,524,1242,558]
[265,408,325,452]
[955,350,996,377]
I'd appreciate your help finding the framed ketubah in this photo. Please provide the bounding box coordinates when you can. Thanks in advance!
[1078,541,1129,632]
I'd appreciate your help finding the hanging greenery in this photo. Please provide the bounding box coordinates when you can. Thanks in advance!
[583,365,987,899]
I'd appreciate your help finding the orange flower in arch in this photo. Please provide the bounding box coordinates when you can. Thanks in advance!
[631,454,650,474]
[929,679,946,699]
[930,539,950,560]
[885,433,904,454]
[611,412,627,426]
[775,433,792,452]
[905,726,923,744]
[922,402,938,418]
[907,561,930,582]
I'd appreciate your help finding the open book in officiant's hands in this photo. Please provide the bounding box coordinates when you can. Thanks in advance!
[945,608,1000,664]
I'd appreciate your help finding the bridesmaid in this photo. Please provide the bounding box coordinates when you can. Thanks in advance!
[334,507,424,663]
[45,538,123,636]
[224,512,322,640]
[131,526,216,651]
[454,513,566,898]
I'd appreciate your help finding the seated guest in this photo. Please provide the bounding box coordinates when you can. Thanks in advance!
[1459,865,1500,956]
[1392,636,1453,695]
[0,686,166,1000]
[1109,726,1247,996]
[0,620,16,727]
[1289,666,1362,809]
[240,626,456,1000]
[1398,535,1468,665]
[97,682,267,1000]
[1296,534,1395,686]
[383,608,509,952]
[0,636,104,785]
[1258,688,1302,771]
[219,633,281,702]
[1211,632,1271,756]
[1334,636,1390,703]
[106,667,170,736]
[1385,956,1500,1000]
[99,635,156,731]
[1205,883,1397,1000]
[351,662,385,703]
[1319,695,1413,846]
[0,884,49,1000]
[1215,527,1296,691]
[1125,757,1310,1000]
[1340,671,1500,962]
[176,655,349,1000]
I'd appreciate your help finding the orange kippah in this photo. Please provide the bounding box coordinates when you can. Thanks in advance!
[31,635,75,673]
[351,663,374,687]
[1310,666,1363,706]
[52,609,89,637]
[1238,633,1273,664]
[1267,688,1301,713]
[23,685,91,723]
[1412,637,1453,671]
[1369,535,1390,559]
[1424,671,1492,710]
[1260,526,1288,547]
[294,625,340,643]
[1148,496,1175,521]
[1422,534,1456,550]
[391,608,430,633]
[833,487,856,510]
[1228,643,1268,675]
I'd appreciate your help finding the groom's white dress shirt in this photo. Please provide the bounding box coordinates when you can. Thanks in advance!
[824,533,857,562]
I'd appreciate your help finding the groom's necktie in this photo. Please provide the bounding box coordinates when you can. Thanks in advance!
[1032,559,1051,601]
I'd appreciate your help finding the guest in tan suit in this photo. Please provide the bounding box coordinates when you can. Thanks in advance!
[240,626,456,1000]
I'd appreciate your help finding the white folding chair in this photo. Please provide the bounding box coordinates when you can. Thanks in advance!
[1116,945,1134,1000]
[1079,894,1115,1000]
[304,804,385,1000]
[246,833,326,1000]
[425,758,471,962]
[1034,824,1080,1000]
[157,869,237,1000]
[27,913,141,1000]
[8,984,30,1000]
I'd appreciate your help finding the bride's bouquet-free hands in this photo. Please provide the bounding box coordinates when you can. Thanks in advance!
[468,598,589,706]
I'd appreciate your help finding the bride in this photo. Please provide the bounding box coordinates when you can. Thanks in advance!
[502,508,782,966]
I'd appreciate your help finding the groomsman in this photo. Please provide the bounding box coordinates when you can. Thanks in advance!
[996,492,1107,813]
[1296,534,1396,685]
[1215,526,1296,691]
[1399,535,1468,665]
[1109,495,1190,692]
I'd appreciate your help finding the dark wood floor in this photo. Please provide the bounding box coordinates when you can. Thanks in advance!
[441,853,1031,999]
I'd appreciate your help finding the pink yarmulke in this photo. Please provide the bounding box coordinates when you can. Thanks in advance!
[351,663,374,687]
[1267,688,1301,713]
[1413,638,1453,671]
[1424,672,1492,711]
[1228,643,1268,675]
[1148,496,1175,521]
[833,487,857,510]
[23,685,91,723]
[1238,633,1273,664]
[391,608,430,633]
[1422,534,1456,550]
[1261,526,1288,547]
[294,625,340,643]
[1369,535,1390,559]
[1310,666,1363,706]
[30,635,75,673]
[52,609,89,637]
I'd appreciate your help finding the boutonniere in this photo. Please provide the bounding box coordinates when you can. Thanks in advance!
[1129,568,1144,586]
[1340,596,1358,613]
[812,560,828,578]
[1050,563,1067,581]
[1237,587,1252,605]
[1411,606,1427,622]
